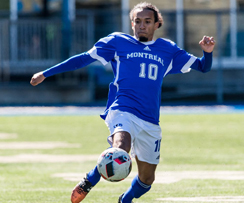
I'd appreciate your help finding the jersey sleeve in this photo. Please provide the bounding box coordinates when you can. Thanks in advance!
[164,44,197,76]
[88,34,116,65]
[164,44,213,76]
[43,52,96,77]
[190,51,212,73]
[43,33,117,77]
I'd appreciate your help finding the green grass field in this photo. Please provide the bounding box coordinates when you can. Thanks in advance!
[0,112,244,202]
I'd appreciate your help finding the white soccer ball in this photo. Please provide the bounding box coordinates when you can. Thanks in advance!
[97,147,132,182]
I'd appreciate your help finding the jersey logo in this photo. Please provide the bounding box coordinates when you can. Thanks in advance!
[113,123,123,128]
[143,46,151,51]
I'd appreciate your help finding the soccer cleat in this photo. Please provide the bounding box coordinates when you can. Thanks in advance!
[71,176,93,203]
[118,193,134,203]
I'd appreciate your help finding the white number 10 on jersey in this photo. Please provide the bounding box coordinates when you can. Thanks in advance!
[139,63,158,80]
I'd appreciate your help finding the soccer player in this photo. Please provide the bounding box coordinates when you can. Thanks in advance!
[30,2,215,203]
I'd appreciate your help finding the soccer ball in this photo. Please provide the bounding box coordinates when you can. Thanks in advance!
[97,147,132,182]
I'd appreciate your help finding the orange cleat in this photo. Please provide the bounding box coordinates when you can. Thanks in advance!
[71,177,93,203]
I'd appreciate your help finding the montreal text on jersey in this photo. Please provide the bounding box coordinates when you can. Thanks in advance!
[127,52,164,66]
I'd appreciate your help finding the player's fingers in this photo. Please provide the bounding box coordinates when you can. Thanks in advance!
[199,37,205,45]
[199,35,215,46]
[204,36,211,44]
[31,77,42,86]
[30,77,38,86]
[210,36,216,44]
[30,72,45,86]
[199,35,208,45]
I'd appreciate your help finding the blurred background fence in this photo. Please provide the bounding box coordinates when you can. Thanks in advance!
[0,0,243,105]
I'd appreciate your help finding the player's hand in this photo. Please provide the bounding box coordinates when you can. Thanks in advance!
[199,36,216,53]
[30,72,46,86]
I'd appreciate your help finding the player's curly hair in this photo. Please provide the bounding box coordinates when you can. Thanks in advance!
[130,2,163,28]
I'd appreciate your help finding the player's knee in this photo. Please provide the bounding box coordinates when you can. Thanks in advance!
[145,176,155,185]
[112,131,131,153]
[113,140,131,153]
[139,174,155,185]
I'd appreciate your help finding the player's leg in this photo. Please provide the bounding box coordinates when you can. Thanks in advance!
[119,157,157,203]
[71,164,101,203]
[85,131,131,189]
[74,130,131,192]
[118,117,162,203]
[71,174,95,203]
[71,110,132,203]
[112,131,131,153]
[136,156,157,185]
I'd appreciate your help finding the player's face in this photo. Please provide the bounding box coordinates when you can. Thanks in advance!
[131,8,159,42]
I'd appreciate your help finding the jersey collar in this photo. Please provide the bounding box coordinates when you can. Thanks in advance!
[132,36,155,45]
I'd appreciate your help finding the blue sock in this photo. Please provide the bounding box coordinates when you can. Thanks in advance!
[86,165,101,186]
[122,175,151,203]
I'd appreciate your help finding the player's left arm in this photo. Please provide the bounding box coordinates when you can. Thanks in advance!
[191,36,216,73]
[199,35,215,53]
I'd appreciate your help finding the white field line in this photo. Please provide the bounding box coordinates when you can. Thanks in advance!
[0,154,99,163]
[0,133,18,139]
[52,171,244,184]
[1,188,70,192]
[53,171,244,202]
[156,196,244,202]
[0,141,80,149]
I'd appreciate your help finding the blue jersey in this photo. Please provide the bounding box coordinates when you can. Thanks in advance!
[43,32,212,125]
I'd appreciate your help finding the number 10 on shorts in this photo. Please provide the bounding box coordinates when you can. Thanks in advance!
[154,139,161,152]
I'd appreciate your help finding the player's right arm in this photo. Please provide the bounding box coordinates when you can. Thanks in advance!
[30,52,96,86]
[30,33,116,86]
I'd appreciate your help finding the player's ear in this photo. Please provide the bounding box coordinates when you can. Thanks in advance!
[154,22,159,30]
